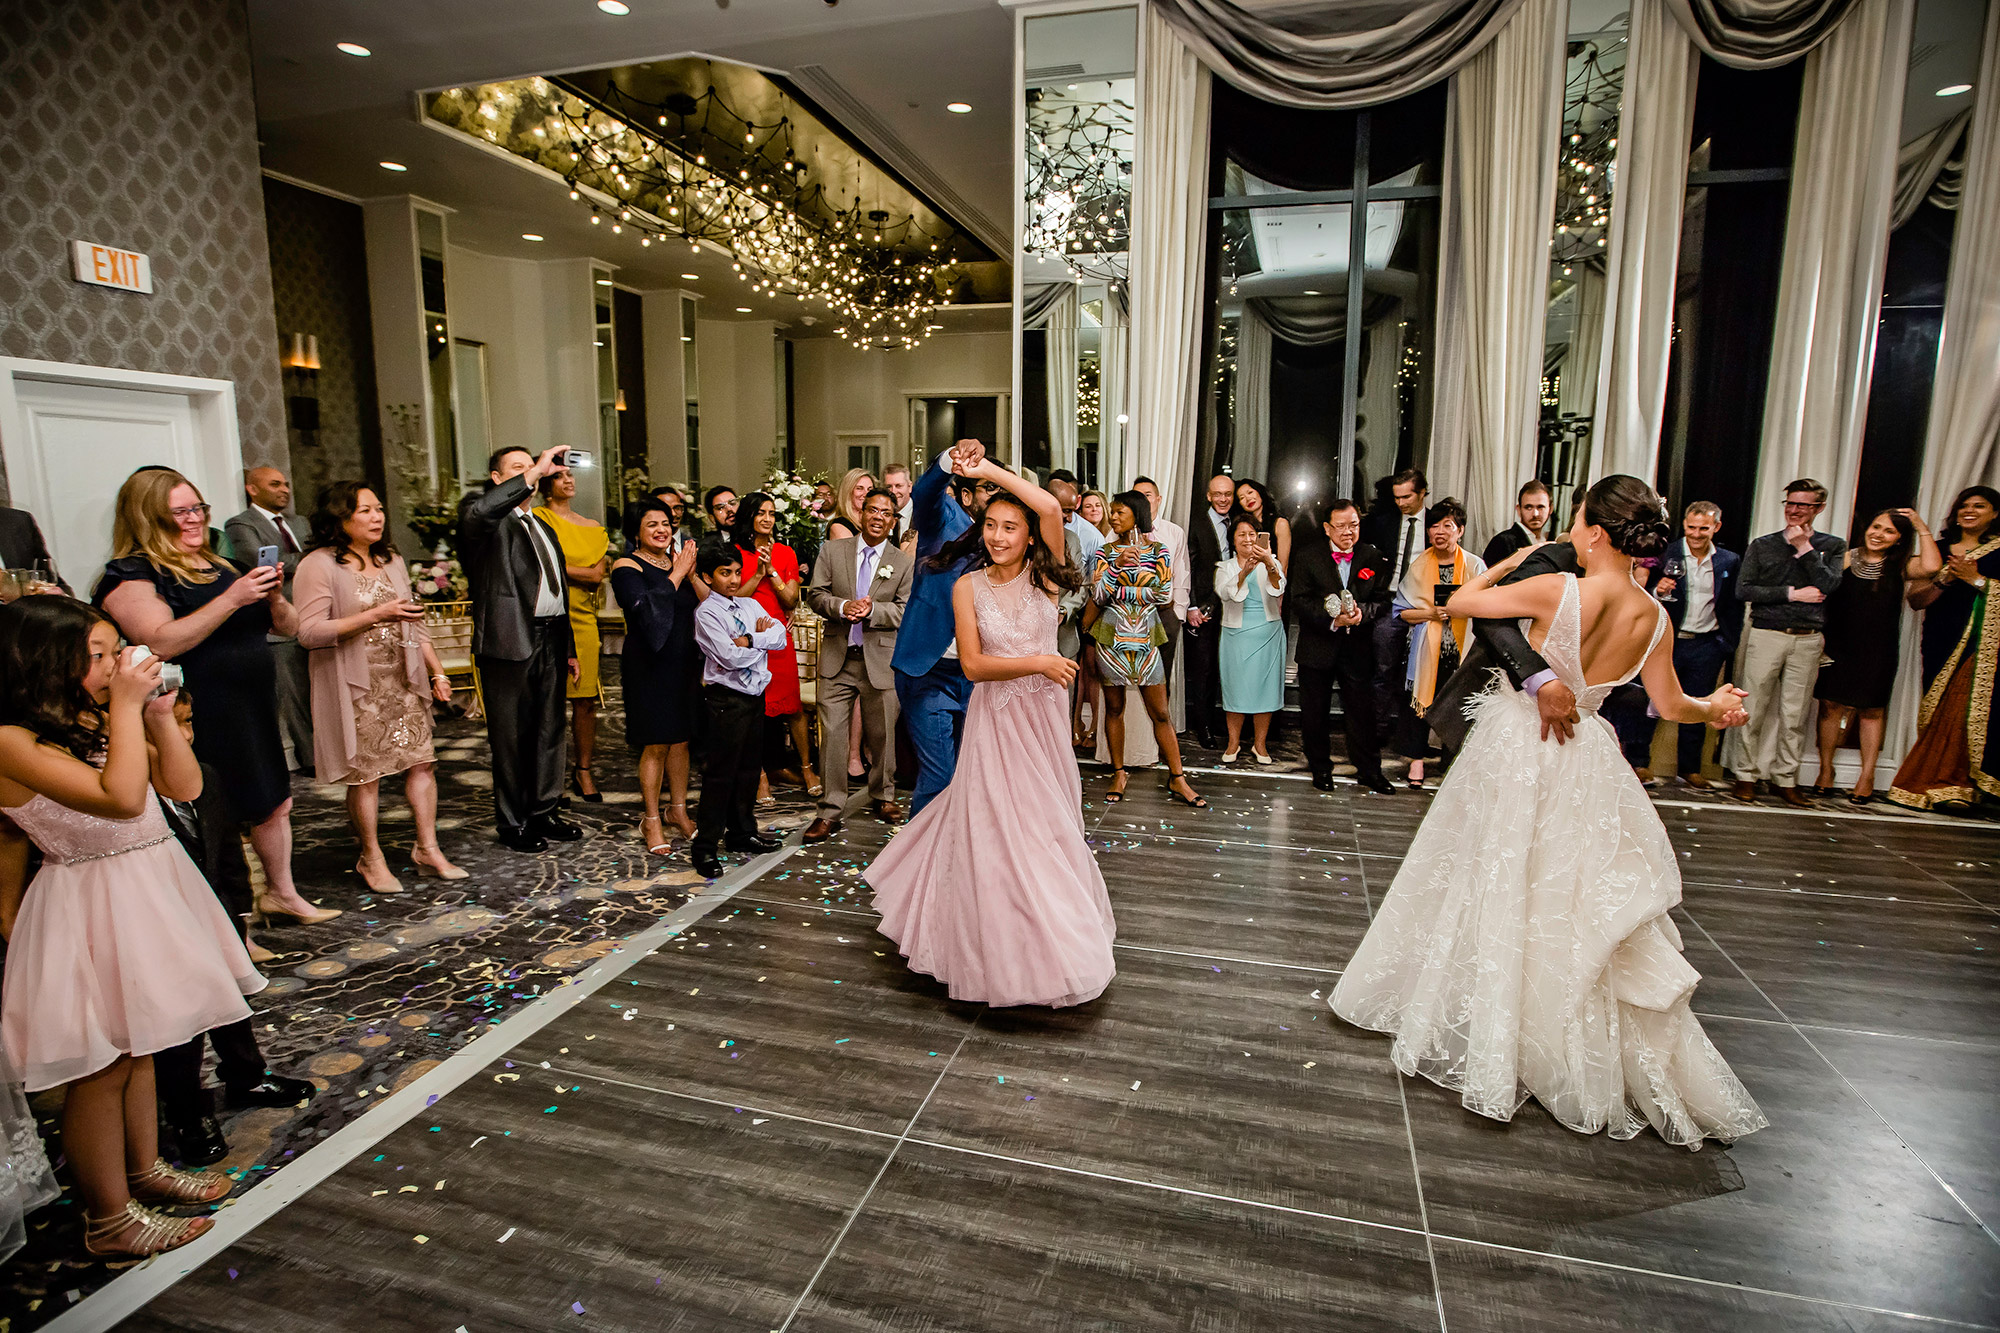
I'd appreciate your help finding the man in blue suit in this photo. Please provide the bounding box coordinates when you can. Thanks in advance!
[1651,500,1742,786]
[892,438,1001,815]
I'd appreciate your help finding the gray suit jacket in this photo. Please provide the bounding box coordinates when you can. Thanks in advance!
[223,506,303,642]
[806,536,912,690]
[1056,529,1086,658]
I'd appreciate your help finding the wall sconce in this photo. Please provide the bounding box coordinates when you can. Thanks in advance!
[281,333,322,442]
[281,333,321,371]
[614,389,628,412]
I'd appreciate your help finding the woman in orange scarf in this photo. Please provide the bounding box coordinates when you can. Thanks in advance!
[1392,498,1486,786]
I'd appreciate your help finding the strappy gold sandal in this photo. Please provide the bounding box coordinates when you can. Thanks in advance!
[84,1199,213,1257]
[128,1158,232,1206]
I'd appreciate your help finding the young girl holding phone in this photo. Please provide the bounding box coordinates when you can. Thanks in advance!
[0,597,265,1256]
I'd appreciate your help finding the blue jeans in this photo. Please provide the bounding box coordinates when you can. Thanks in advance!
[1671,630,1731,776]
[896,660,974,817]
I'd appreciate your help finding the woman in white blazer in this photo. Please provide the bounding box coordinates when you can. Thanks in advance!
[1216,513,1287,763]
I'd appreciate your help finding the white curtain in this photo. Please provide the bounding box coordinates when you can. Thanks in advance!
[1428,0,1570,541]
[1589,0,1699,484]
[1129,6,1214,524]
[1233,305,1272,480]
[1045,286,1081,476]
[1356,312,1407,493]
[1891,109,1971,229]
[1748,0,1915,540]
[1557,265,1605,421]
[1100,292,1130,490]
[1885,1,2000,767]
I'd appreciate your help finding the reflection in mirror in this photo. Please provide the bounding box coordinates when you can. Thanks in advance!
[1538,7,1626,518]
[1019,7,1135,487]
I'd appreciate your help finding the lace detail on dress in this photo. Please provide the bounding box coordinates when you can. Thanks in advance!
[973,568,1061,711]
[1529,573,1670,715]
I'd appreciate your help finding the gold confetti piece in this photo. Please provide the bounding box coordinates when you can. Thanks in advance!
[371,1189,388,1196]
[689,988,700,995]
[435,1181,446,1190]
[399,1186,419,1193]
[757,976,767,982]
[414,1235,430,1244]
[559,1047,569,1054]
[493,1073,519,1083]
[357,1090,370,1098]
[1304,1062,1317,1069]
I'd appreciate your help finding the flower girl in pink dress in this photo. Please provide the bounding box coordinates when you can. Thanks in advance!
[0,598,265,1257]
[866,451,1116,1007]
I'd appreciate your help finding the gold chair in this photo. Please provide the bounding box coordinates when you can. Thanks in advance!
[422,599,483,719]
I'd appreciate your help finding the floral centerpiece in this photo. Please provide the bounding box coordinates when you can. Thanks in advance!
[409,557,468,604]
[759,465,831,550]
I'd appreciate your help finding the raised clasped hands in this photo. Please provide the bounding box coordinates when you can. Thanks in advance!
[947,438,986,476]
[1705,684,1749,730]
[843,596,871,622]
[1946,552,1979,583]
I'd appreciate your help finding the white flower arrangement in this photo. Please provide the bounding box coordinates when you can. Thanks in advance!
[759,467,830,548]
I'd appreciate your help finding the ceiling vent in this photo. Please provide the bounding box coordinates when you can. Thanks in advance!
[1026,63,1088,80]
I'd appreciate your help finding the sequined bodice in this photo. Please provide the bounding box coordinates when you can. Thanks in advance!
[4,791,172,866]
[1528,574,1668,714]
[972,567,1059,657]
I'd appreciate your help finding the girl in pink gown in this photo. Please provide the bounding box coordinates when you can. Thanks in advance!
[0,598,263,1257]
[866,452,1116,1008]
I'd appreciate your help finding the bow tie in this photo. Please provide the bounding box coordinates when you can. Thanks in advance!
[1332,551,1352,564]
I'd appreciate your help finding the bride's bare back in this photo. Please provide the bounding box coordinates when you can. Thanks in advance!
[1524,570,1668,688]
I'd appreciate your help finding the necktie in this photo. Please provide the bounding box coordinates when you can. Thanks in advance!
[277,518,299,553]
[524,514,560,603]
[1397,518,1417,581]
[851,545,877,647]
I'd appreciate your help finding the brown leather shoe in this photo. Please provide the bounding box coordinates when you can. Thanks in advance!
[1682,772,1711,789]
[1729,780,1757,803]
[873,801,906,824]
[802,817,842,844]
[1777,785,1814,809]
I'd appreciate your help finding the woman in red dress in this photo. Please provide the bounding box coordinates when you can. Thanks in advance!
[730,492,821,798]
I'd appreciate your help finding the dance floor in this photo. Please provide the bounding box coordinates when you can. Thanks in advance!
[40,758,2000,1330]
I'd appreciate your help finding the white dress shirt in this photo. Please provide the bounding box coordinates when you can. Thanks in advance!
[1066,512,1105,561]
[1680,548,1719,634]
[1392,514,1422,582]
[1206,506,1229,552]
[252,503,301,552]
[517,509,566,618]
[1150,517,1191,621]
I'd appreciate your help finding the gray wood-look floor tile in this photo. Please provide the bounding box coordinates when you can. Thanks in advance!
[1091,836,1372,965]
[1402,1018,2000,1327]
[788,1141,1443,1333]
[118,1066,896,1333]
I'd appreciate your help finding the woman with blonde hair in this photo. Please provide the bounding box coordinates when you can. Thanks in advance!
[1078,490,1113,538]
[826,468,875,544]
[93,467,336,925]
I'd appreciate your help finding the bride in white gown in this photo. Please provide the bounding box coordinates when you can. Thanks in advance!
[1332,476,1769,1149]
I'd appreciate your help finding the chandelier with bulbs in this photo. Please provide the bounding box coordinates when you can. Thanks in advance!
[429,76,972,350]
[1551,41,1621,273]
[1023,90,1133,284]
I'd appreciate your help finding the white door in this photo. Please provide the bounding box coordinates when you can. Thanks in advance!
[10,379,204,592]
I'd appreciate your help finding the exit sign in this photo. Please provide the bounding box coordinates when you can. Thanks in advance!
[69,241,152,294]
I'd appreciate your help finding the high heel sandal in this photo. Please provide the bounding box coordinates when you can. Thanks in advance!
[668,801,697,840]
[354,857,402,893]
[413,847,468,880]
[571,767,604,804]
[1104,768,1129,803]
[84,1200,212,1258]
[251,894,343,926]
[128,1158,232,1206]
[640,815,672,855]
[1166,771,1210,809]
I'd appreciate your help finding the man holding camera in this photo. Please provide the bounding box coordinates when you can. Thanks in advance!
[459,446,582,852]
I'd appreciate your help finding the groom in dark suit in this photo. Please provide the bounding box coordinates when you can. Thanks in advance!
[459,446,580,852]
[1290,499,1395,793]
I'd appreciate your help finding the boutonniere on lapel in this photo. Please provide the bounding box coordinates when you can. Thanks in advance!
[874,563,894,581]
[1356,567,1376,581]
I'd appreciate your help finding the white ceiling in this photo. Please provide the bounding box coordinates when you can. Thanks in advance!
[248,0,1018,326]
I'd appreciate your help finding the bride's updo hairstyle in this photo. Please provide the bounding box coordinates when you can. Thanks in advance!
[1583,475,1673,559]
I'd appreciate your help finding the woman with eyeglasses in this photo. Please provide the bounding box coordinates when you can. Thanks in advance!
[93,468,336,926]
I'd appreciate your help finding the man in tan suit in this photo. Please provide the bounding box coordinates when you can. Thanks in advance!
[804,487,913,841]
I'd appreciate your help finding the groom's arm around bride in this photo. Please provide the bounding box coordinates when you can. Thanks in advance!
[1428,542,1582,754]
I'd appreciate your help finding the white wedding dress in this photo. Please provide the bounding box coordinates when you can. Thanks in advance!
[1331,574,1768,1148]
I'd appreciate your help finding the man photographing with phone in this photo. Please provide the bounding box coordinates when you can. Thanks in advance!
[459,446,583,852]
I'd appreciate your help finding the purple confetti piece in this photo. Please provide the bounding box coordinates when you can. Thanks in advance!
[573,1301,587,1314]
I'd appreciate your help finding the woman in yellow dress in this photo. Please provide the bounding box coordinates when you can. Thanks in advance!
[535,470,609,801]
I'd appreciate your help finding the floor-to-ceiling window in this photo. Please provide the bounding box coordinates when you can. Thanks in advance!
[1194,81,1445,518]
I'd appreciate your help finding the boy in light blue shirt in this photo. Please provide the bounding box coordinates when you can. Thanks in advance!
[690,541,789,877]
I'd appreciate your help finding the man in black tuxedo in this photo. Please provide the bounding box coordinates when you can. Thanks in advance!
[459,446,581,852]
[1180,473,1236,747]
[1360,468,1429,747]
[1290,499,1395,792]
[0,506,66,592]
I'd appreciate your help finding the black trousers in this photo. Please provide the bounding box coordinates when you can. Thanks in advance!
[696,684,765,854]
[478,618,568,837]
[1300,649,1382,779]
[1370,615,1413,748]
[1182,622,1223,740]
[155,1019,264,1127]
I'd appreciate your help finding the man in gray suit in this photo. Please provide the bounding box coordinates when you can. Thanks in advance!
[225,465,313,775]
[803,486,914,842]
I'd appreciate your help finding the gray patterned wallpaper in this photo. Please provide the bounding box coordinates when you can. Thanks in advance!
[0,0,286,497]
[263,178,384,509]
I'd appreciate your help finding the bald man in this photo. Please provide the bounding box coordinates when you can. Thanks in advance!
[226,465,314,774]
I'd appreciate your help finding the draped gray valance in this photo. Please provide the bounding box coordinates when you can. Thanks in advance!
[1892,109,1971,229]
[1150,0,1528,109]
[1659,0,1864,67]
[1020,281,1076,331]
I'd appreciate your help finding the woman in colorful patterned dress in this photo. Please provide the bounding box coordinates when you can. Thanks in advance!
[1084,492,1206,809]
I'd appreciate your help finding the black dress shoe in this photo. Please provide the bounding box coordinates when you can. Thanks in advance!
[532,815,584,842]
[1310,771,1335,791]
[1359,772,1396,795]
[225,1072,316,1110]
[692,850,725,879]
[498,828,548,853]
[164,1114,228,1167]
[726,832,781,854]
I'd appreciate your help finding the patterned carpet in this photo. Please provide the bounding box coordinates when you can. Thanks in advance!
[0,663,820,1326]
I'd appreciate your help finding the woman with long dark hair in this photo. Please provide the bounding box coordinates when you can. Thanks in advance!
[294,482,462,889]
[1232,478,1292,569]
[611,498,702,852]
[1331,476,1764,1149]
[1807,507,1940,802]
[1890,485,2000,812]
[868,456,1115,1008]
[729,492,817,798]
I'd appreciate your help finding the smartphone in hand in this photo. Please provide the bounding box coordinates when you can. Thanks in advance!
[256,545,282,570]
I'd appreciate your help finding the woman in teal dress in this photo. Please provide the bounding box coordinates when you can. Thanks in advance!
[1217,513,1287,763]
[1084,492,1206,809]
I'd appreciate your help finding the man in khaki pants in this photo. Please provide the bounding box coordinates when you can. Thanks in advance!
[1727,479,1846,807]
[803,487,913,841]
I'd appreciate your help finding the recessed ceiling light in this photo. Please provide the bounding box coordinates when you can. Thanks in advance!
[1937,83,1973,96]
[735,306,753,313]
[597,0,629,12]
[336,42,371,56]
[681,336,693,342]
[946,102,972,114]
[379,161,408,172]
[521,233,545,241]
[595,278,612,286]
[681,273,700,280]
